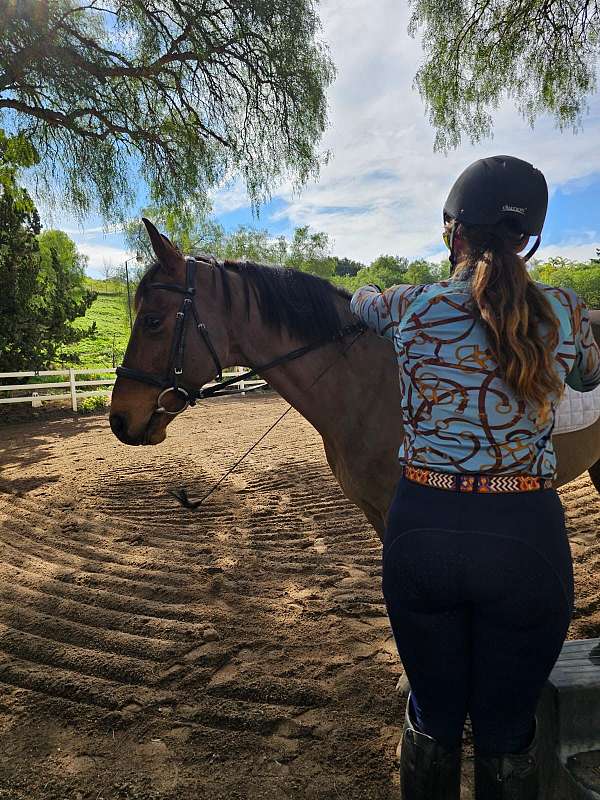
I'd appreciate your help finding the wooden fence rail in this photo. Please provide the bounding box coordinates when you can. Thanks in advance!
[0,368,265,412]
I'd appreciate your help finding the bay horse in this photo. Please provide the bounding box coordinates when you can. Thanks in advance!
[109,219,600,539]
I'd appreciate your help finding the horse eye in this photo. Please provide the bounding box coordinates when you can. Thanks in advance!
[144,314,162,330]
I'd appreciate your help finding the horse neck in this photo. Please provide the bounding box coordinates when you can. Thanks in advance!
[222,272,391,438]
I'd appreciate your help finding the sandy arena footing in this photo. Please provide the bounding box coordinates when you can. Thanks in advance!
[0,395,599,799]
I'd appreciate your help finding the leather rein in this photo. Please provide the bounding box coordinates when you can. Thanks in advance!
[116,256,365,416]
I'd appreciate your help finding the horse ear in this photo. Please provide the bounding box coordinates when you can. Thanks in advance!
[142,218,180,271]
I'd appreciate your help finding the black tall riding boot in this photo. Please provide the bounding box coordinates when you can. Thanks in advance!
[399,692,462,799]
[474,717,539,800]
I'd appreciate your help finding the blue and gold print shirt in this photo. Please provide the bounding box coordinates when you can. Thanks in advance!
[350,279,600,478]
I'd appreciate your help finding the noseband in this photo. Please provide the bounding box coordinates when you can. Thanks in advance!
[116,256,366,416]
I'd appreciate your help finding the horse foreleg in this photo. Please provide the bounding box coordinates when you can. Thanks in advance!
[358,499,386,541]
[589,458,600,495]
[322,437,386,539]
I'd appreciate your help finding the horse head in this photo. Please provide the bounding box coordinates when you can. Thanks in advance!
[109,219,230,445]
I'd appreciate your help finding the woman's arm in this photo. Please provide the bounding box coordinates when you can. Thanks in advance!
[350,284,421,340]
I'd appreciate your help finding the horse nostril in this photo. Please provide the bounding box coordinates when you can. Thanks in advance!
[109,413,126,438]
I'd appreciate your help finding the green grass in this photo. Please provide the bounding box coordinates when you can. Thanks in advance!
[65,278,132,368]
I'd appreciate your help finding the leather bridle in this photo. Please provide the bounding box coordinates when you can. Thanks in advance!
[116,257,224,415]
[116,256,365,416]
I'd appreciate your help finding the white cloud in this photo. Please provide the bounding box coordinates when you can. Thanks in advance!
[537,241,600,262]
[76,242,134,278]
[209,179,250,215]
[61,223,126,236]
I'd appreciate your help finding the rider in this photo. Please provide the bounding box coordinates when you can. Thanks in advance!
[350,155,600,800]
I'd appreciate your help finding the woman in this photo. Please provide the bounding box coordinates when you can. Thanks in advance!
[350,155,600,800]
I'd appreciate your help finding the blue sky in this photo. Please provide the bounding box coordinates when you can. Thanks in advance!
[43,0,600,277]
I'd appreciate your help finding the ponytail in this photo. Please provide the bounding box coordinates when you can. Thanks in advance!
[450,222,563,424]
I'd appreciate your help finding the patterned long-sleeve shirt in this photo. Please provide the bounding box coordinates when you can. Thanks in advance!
[350,278,600,478]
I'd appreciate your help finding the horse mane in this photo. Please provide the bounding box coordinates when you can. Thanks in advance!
[218,260,350,341]
[137,257,351,342]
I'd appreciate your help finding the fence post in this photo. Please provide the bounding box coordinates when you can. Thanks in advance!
[237,367,245,396]
[69,368,77,412]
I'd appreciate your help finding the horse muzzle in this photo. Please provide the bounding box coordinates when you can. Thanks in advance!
[109,411,167,446]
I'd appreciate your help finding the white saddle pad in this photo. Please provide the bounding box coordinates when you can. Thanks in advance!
[555,384,600,435]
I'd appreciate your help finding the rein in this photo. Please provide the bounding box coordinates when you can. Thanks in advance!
[172,323,367,509]
[200,322,366,399]
[116,256,366,415]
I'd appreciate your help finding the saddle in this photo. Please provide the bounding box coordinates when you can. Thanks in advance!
[555,383,600,435]
[554,308,600,435]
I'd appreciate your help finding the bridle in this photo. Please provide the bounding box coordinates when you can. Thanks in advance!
[116,256,365,416]
[116,257,223,415]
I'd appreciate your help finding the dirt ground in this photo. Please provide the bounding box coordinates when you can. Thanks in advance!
[0,394,599,800]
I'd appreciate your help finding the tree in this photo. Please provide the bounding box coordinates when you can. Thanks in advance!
[126,209,335,276]
[38,229,88,287]
[330,255,406,293]
[37,238,98,365]
[1,0,334,218]
[0,130,39,217]
[332,256,365,277]
[37,229,97,357]
[284,225,335,277]
[221,226,283,264]
[331,255,450,293]
[126,206,227,266]
[366,254,409,287]
[530,258,600,308]
[0,133,97,371]
[404,258,450,284]
[0,154,42,372]
[0,222,97,372]
[409,1,600,150]
[102,260,115,286]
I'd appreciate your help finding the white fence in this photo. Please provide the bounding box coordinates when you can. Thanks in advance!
[0,367,266,412]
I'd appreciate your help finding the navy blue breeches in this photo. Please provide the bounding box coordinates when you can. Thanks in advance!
[383,476,574,755]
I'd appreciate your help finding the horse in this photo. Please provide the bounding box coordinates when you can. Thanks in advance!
[109,219,600,539]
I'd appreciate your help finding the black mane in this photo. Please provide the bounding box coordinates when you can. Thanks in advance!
[137,258,351,341]
[218,260,350,341]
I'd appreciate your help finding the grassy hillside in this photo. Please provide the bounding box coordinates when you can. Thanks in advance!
[67,278,131,368]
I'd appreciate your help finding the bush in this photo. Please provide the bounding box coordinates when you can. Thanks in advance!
[530,258,600,308]
[79,394,109,414]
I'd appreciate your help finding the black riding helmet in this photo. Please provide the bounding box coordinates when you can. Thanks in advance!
[443,155,549,265]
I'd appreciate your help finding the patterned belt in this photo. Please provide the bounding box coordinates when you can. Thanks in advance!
[401,464,554,494]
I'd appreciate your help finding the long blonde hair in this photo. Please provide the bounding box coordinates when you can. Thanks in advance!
[449,220,563,424]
